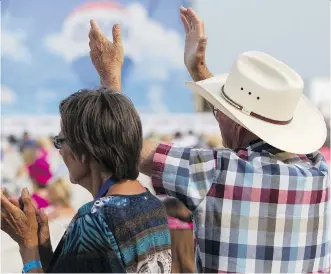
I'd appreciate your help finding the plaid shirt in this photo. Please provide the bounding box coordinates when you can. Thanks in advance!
[151,140,330,273]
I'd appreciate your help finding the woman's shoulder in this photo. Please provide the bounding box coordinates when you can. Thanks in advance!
[73,191,168,238]
[76,190,166,220]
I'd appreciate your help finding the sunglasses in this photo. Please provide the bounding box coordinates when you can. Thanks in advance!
[53,136,66,149]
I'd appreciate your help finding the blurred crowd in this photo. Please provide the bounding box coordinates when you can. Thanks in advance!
[1,132,75,222]
[0,130,223,217]
[2,124,330,204]
[147,130,223,149]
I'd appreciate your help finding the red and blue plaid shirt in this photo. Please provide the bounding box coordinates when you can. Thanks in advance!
[151,140,330,273]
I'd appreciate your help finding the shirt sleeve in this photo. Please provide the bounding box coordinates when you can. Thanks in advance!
[151,142,218,211]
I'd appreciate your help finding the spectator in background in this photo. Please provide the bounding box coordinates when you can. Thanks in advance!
[37,136,59,174]
[19,131,36,153]
[24,147,53,209]
[172,131,199,147]
[181,130,199,147]
[8,135,19,147]
[47,177,75,220]
[161,134,174,142]
[163,197,194,273]
[37,137,53,157]
[206,135,223,149]
[172,131,183,145]
[195,134,210,149]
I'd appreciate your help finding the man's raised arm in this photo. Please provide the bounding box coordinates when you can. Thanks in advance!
[140,140,159,177]
[180,7,213,82]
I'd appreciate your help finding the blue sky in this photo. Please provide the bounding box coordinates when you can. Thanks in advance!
[1,0,194,115]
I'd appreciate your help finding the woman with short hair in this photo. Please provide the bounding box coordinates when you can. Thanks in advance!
[1,88,171,273]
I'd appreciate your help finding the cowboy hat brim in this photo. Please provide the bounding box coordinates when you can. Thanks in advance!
[186,74,327,154]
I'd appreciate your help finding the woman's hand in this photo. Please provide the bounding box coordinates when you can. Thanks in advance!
[36,208,53,270]
[1,188,38,248]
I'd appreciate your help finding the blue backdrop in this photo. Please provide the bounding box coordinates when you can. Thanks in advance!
[1,0,194,115]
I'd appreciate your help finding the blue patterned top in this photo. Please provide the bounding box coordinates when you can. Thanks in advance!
[47,189,172,273]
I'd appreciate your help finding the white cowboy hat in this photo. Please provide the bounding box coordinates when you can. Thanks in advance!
[186,51,327,154]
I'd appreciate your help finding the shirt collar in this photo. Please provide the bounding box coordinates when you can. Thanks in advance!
[241,139,283,154]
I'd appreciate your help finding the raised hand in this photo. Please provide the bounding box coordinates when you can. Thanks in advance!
[88,20,124,91]
[180,7,212,81]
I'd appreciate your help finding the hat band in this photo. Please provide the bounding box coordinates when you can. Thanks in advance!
[221,86,292,125]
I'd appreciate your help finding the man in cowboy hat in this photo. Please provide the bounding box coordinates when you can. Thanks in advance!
[88,7,329,273]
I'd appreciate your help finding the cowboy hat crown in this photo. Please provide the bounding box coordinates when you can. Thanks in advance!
[186,51,327,154]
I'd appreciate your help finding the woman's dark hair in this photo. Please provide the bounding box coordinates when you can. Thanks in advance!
[59,87,143,181]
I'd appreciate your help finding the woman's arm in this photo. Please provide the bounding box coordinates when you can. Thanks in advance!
[20,247,44,273]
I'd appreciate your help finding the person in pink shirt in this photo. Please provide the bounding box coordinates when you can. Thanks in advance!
[26,151,53,209]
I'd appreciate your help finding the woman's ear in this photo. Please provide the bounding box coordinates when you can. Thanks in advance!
[81,154,87,164]
[72,152,87,164]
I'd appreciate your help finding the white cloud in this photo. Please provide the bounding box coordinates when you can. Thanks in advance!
[34,89,58,113]
[1,29,31,63]
[146,85,168,113]
[44,2,184,81]
[1,85,16,104]
[35,89,57,101]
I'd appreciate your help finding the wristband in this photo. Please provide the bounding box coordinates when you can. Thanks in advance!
[22,260,42,273]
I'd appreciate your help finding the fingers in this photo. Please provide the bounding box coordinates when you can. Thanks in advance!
[186,8,205,35]
[180,13,189,34]
[201,20,206,36]
[88,22,94,41]
[180,7,193,30]
[180,7,189,33]
[2,188,24,209]
[1,191,17,212]
[8,197,20,208]
[197,36,208,55]
[112,24,122,46]
[89,19,102,40]
[37,208,51,246]
[2,188,9,199]
[187,8,201,26]
[38,208,49,226]
[18,196,24,210]
[21,188,37,224]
